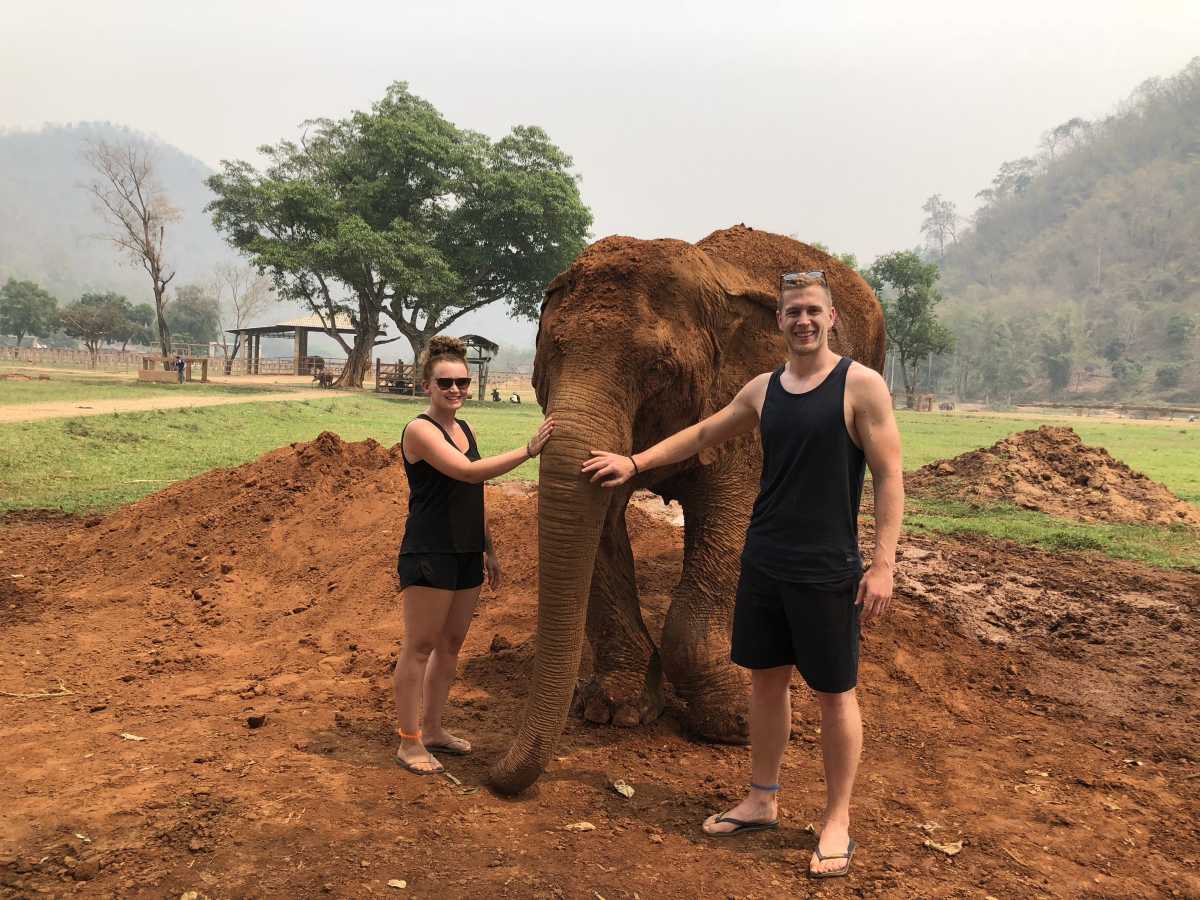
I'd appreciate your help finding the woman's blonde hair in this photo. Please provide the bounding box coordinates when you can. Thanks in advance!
[421,335,468,382]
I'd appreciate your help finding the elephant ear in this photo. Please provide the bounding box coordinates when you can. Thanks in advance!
[693,265,766,465]
[712,264,777,313]
[693,264,776,465]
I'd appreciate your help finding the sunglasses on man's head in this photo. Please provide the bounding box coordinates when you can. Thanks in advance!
[780,270,828,288]
[435,377,472,391]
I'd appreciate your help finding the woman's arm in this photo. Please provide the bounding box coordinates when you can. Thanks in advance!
[405,417,554,484]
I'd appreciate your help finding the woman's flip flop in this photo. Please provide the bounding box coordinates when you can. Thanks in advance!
[424,737,471,756]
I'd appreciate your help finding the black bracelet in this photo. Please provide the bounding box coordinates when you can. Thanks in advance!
[629,455,639,476]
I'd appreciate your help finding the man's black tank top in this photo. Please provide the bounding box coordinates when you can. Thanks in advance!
[742,357,866,584]
[399,414,485,555]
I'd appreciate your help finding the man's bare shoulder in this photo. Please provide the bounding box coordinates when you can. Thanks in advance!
[846,360,886,386]
[846,362,888,390]
[736,371,774,404]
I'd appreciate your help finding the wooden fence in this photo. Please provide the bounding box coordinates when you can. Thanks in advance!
[0,347,142,371]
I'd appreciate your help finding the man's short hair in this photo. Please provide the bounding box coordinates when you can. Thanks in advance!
[778,272,831,310]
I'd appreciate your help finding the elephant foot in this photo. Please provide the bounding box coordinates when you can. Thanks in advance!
[572,673,664,727]
[680,669,751,745]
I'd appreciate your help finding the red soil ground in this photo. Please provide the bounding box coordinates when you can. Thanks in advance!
[1,433,1197,898]
[907,426,1200,527]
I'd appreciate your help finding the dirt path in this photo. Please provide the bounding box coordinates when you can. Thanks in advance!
[1,434,1196,898]
[0,391,305,423]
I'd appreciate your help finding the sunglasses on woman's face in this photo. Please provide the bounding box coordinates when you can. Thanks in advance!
[435,377,472,391]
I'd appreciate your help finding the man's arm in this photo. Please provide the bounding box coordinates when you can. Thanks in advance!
[850,366,904,625]
[581,373,769,487]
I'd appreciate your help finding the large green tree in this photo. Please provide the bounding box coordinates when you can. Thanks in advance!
[168,283,221,346]
[206,82,592,386]
[60,295,126,367]
[866,251,954,408]
[0,278,58,347]
[73,291,153,351]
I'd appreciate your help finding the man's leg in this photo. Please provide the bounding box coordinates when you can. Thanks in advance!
[811,687,862,874]
[702,665,792,834]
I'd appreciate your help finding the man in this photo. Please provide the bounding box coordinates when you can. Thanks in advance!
[582,271,903,879]
[174,355,186,384]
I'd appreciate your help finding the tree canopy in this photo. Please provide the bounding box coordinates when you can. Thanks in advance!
[866,251,954,407]
[206,82,592,386]
[0,278,58,347]
[168,283,221,345]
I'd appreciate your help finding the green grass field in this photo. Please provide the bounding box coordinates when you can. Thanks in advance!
[1,388,1197,567]
[0,395,544,512]
[0,375,303,405]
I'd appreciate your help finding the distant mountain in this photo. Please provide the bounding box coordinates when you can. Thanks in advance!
[0,121,236,305]
[939,58,1200,404]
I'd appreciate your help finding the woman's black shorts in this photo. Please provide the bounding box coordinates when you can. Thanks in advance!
[397,552,484,592]
[730,560,861,694]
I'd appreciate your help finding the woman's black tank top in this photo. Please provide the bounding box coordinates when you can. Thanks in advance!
[399,414,485,555]
[741,357,866,584]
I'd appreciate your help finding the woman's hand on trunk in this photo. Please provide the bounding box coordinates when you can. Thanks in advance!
[582,451,637,487]
[526,417,556,457]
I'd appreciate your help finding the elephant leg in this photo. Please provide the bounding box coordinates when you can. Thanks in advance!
[659,450,758,744]
[574,494,665,727]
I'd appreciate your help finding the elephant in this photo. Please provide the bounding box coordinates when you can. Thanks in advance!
[488,224,886,795]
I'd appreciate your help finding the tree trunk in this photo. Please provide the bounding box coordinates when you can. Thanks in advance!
[334,304,380,388]
[336,338,374,388]
[490,373,631,795]
[900,351,916,408]
[154,287,172,370]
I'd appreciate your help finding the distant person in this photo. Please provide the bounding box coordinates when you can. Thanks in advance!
[174,355,186,384]
[393,336,554,776]
[584,271,903,879]
[509,392,521,404]
[491,388,501,402]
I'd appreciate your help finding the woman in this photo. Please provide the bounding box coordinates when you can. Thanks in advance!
[394,336,554,775]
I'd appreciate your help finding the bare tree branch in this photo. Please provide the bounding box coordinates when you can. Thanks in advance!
[83,138,180,363]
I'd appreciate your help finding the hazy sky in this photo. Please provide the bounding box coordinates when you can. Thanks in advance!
[3,0,1198,347]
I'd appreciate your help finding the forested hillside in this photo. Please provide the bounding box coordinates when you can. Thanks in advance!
[939,57,1200,405]
[0,122,234,306]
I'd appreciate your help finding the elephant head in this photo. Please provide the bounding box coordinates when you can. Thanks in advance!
[487,226,884,795]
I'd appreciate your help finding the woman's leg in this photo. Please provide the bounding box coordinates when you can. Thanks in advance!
[393,584,454,772]
[421,583,482,749]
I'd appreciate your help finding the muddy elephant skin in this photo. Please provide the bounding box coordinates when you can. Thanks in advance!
[489,225,885,794]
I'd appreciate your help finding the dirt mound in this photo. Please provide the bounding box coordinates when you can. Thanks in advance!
[908,425,1200,527]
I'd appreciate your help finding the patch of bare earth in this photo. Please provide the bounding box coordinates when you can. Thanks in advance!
[0,434,1196,898]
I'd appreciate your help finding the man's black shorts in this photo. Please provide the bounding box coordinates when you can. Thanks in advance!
[731,560,861,693]
[397,552,484,592]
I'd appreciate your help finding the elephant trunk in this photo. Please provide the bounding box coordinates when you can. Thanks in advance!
[489,371,631,795]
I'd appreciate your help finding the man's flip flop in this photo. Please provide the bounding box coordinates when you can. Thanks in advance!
[424,738,471,756]
[808,838,857,879]
[395,754,444,776]
[703,814,780,837]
